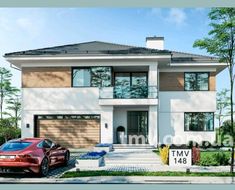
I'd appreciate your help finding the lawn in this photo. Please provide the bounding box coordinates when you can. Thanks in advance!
[61,171,235,178]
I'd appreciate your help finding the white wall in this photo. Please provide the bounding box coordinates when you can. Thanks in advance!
[149,105,158,146]
[159,91,216,144]
[22,88,114,143]
[22,88,101,111]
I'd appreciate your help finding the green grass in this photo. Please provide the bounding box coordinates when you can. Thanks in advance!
[61,171,235,178]
[152,149,160,156]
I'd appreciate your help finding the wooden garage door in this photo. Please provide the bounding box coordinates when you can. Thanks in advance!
[38,119,100,148]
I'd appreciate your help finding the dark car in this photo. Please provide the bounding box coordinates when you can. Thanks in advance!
[0,138,70,176]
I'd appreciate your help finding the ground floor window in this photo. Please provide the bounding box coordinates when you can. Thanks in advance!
[184,112,214,131]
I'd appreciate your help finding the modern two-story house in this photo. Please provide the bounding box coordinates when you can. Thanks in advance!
[4,37,227,148]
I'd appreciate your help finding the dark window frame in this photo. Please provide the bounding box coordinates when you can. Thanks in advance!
[114,72,149,99]
[184,72,210,91]
[184,112,214,132]
[71,66,113,87]
[114,71,148,87]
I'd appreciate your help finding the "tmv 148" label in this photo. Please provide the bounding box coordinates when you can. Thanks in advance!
[169,149,192,167]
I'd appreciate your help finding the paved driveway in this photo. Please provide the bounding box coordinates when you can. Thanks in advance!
[0,152,82,179]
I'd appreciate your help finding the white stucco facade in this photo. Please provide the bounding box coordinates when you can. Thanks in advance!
[159,91,216,144]
[21,65,218,147]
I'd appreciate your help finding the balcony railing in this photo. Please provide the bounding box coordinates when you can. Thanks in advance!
[99,86,158,99]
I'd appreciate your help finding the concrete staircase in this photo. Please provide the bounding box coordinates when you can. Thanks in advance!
[105,147,162,167]
[113,144,155,150]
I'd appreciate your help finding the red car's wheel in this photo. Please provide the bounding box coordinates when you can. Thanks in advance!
[63,151,70,166]
[39,157,49,177]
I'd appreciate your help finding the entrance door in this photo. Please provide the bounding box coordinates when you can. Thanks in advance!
[127,111,148,144]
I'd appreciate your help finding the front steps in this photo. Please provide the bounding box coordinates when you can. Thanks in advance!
[105,148,162,167]
[113,144,155,150]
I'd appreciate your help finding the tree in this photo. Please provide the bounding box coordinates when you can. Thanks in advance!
[193,8,235,173]
[0,67,17,119]
[5,93,21,128]
[216,89,230,127]
[0,118,20,143]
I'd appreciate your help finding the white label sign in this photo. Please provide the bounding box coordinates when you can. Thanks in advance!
[169,149,192,167]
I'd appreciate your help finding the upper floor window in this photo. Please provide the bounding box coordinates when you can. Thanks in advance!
[184,112,214,131]
[114,72,148,98]
[184,72,209,91]
[72,67,111,87]
[73,68,91,87]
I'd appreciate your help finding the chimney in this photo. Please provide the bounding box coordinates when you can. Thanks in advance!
[146,36,164,50]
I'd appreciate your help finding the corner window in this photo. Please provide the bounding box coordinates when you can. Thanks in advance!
[72,67,112,87]
[184,72,209,91]
[91,67,112,87]
[184,112,214,131]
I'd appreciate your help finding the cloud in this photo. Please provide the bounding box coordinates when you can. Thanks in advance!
[149,8,187,26]
[16,17,44,37]
[166,8,186,26]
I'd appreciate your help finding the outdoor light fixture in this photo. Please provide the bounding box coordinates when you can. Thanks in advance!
[26,123,30,128]
[105,123,108,128]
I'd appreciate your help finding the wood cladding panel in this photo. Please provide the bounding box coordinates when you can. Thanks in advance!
[38,119,100,148]
[22,67,71,88]
[159,72,184,91]
[209,72,216,91]
[159,72,216,91]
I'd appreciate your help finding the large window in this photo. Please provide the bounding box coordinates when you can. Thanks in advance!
[184,112,214,131]
[72,67,111,87]
[114,72,148,98]
[184,72,209,91]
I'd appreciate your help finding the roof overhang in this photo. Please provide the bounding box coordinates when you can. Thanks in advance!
[5,55,172,69]
[169,62,227,74]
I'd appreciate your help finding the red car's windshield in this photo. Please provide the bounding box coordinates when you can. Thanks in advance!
[0,142,32,152]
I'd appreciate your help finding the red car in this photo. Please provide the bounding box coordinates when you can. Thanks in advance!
[0,138,70,176]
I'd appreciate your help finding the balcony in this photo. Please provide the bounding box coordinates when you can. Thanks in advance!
[99,86,158,106]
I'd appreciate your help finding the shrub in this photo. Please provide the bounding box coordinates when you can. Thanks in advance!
[159,145,169,164]
[0,118,21,143]
[170,144,188,149]
[200,141,212,149]
[198,151,230,166]
[159,144,166,149]
[192,147,200,164]
[187,141,199,148]
[214,152,230,165]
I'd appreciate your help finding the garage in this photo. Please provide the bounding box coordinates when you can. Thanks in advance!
[35,115,100,148]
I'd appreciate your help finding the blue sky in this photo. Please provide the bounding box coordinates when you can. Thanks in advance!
[0,8,231,93]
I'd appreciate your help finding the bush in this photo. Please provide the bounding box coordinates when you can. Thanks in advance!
[198,152,230,166]
[187,141,199,148]
[170,144,188,149]
[159,145,169,164]
[0,118,21,144]
[192,147,200,164]
[200,141,212,149]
